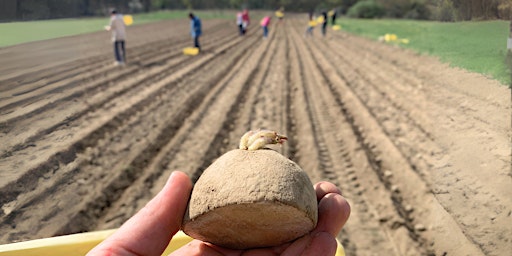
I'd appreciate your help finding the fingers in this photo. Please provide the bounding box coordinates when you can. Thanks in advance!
[314,181,342,201]
[88,171,192,256]
[169,240,225,256]
[169,240,282,256]
[282,181,349,256]
[314,192,350,237]
[301,232,337,256]
[313,181,350,237]
[280,232,336,256]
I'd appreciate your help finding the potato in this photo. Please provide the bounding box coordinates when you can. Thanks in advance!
[182,131,318,249]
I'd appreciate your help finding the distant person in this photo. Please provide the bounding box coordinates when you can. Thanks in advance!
[242,9,250,34]
[321,11,328,37]
[305,11,315,37]
[331,8,338,26]
[236,12,244,35]
[260,16,271,38]
[275,7,284,24]
[189,13,202,51]
[105,10,126,66]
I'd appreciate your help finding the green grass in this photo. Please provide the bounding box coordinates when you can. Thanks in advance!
[338,18,511,86]
[0,10,231,48]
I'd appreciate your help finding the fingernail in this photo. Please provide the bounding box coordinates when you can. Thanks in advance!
[166,171,179,185]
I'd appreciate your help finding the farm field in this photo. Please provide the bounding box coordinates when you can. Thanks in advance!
[0,17,510,255]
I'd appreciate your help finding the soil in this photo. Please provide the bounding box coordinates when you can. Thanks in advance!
[0,17,510,256]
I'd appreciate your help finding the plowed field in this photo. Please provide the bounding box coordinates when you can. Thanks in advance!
[1,18,511,256]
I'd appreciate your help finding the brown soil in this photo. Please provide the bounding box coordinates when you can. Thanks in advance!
[0,17,510,256]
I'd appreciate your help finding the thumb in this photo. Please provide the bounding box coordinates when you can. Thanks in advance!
[88,171,192,256]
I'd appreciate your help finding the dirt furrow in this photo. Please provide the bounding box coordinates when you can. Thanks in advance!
[245,29,289,135]
[289,24,412,255]
[0,26,262,242]
[328,31,512,255]
[0,23,235,127]
[0,56,192,192]
[295,22,488,255]
[0,19,227,85]
[0,24,251,208]
[0,24,242,157]
[0,20,229,102]
[284,36,322,184]
[316,38,437,185]
[288,39,340,186]
[0,56,103,93]
[156,29,283,186]
[102,29,282,224]
[93,31,273,230]
[129,21,236,67]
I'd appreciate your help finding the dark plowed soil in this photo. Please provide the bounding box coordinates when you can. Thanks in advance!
[0,17,510,256]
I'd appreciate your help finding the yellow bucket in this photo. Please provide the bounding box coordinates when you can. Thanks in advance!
[400,38,410,44]
[384,33,397,42]
[123,15,133,26]
[0,230,345,255]
[183,47,200,56]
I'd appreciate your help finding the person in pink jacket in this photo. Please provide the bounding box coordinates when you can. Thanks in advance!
[260,16,271,38]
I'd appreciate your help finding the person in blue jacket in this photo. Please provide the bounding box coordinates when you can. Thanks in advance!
[189,13,202,51]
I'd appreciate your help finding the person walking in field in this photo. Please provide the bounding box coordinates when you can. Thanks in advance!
[275,7,284,24]
[241,9,250,34]
[105,9,126,66]
[260,16,271,39]
[305,11,316,37]
[330,8,338,26]
[236,11,244,35]
[189,13,202,51]
[321,10,328,37]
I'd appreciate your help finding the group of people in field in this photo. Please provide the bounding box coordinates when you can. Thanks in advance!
[105,9,202,66]
[236,8,280,39]
[305,8,338,38]
[104,7,338,66]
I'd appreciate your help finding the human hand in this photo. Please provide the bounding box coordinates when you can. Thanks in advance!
[87,172,350,256]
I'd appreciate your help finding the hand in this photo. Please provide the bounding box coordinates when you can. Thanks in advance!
[87,172,350,256]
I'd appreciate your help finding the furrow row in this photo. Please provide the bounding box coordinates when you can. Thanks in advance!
[0,24,263,242]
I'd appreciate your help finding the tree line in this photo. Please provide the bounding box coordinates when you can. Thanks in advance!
[0,0,510,22]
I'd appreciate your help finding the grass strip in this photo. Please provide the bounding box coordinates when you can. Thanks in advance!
[0,10,231,48]
[338,18,510,86]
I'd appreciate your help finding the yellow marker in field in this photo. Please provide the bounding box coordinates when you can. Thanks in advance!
[183,47,199,56]
[400,38,410,44]
[275,11,284,18]
[123,15,133,26]
[316,16,324,24]
[332,25,341,31]
[384,33,397,42]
